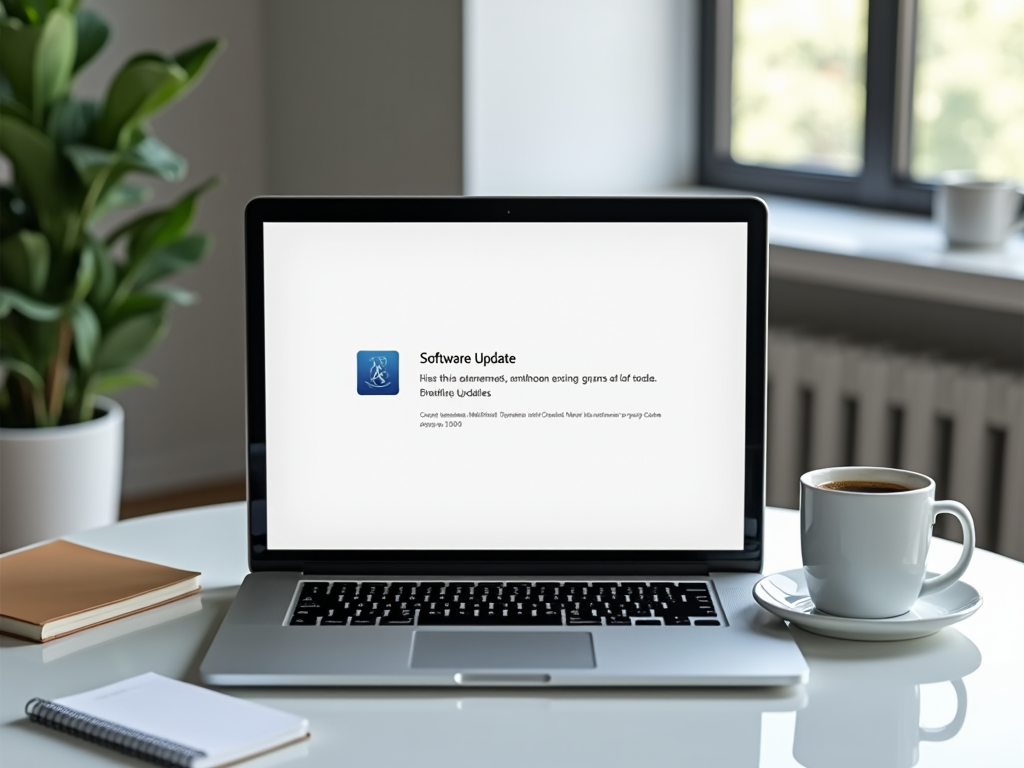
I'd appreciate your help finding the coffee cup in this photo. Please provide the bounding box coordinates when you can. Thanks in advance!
[933,171,1024,248]
[800,467,975,619]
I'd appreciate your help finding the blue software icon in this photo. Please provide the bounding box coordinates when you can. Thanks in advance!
[356,351,399,395]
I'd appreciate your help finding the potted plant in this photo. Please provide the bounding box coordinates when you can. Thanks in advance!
[0,0,220,551]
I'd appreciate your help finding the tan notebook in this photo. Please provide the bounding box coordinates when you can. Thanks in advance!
[0,540,200,642]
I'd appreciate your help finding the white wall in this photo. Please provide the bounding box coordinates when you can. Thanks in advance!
[464,0,699,195]
[80,0,267,495]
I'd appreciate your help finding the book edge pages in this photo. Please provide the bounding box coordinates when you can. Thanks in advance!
[41,595,204,662]
[0,583,202,642]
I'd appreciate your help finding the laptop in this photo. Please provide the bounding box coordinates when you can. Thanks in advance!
[200,196,809,687]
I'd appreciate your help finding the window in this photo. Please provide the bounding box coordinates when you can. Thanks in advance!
[700,0,1024,213]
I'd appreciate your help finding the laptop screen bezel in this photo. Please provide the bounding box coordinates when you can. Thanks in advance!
[245,196,768,575]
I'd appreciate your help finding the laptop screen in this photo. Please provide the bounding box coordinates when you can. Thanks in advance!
[261,219,749,553]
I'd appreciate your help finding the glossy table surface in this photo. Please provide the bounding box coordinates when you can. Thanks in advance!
[1,504,1021,768]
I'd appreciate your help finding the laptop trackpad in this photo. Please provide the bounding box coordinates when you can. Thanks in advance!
[411,631,595,669]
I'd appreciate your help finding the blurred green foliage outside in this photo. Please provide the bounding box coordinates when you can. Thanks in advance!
[729,0,1024,182]
[913,0,1024,180]
[731,0,867,174]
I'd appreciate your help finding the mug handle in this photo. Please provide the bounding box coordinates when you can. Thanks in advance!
[920,679,968,742]
[1011,187,1024,233]
[919,501,975,598]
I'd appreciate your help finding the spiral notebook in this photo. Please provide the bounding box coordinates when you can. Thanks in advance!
[25,673,309,768]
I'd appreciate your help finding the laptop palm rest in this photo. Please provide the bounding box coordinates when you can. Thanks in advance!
[410,632,595,669]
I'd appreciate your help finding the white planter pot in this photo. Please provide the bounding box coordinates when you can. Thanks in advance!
[0,397,124,552]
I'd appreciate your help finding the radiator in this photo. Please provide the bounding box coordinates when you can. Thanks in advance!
[766,328,1024,560]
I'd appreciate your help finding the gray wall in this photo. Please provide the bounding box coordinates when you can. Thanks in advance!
[264,0,463,195]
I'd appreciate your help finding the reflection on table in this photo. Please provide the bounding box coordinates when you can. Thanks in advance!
[791,628,980,768]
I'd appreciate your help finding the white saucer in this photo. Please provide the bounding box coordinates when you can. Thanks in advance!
[752,569,983,641]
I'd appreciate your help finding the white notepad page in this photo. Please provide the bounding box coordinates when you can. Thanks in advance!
[54,673,308,768]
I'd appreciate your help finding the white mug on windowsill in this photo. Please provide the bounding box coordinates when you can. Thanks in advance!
[933,171,1024,248]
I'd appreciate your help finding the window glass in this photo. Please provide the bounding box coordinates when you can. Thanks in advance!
[911,0,1024,180]
[731,0,868,174]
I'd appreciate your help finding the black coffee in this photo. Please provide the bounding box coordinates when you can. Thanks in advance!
[818,480,912,493]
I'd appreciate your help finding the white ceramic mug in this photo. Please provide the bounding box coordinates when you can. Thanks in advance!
[933,172,1024,247]
[800,467,975,619]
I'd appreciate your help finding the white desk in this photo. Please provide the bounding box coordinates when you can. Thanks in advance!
[1,504,1021,768]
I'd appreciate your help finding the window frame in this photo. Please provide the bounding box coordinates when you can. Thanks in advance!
[699,0,933,213]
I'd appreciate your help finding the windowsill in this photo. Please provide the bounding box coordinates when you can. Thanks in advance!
[660,187,1024,315]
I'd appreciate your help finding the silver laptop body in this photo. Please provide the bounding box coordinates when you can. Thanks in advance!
[200,196,808,687]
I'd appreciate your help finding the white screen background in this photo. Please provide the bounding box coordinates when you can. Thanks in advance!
[263,222,749,550]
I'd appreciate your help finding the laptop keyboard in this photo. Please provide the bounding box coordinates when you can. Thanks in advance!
[288,581,720,627]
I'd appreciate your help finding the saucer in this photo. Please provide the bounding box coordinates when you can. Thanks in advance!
[752,569,983,641]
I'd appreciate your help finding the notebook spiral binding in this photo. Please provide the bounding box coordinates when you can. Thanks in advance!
[25,698,206,768]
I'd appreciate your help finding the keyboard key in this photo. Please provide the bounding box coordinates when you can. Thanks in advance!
[694,619,721,626]
[289,615,317,625]
[380,613,414,625]
[299,582,329,598]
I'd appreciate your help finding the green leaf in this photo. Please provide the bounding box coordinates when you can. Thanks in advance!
[0,89,32,121]
[0,114,77,246]
[70,239,96,303]
[44,96,98,145]
[0,354,45,391]
[65,135,186,185]
[72,8,108,72]
[69,300,98,367]
[90,181,148,222]
[86,237,116,309]
[4,1,72,22]
[174,39,221,81]
[0,287,61,320]
[104,291,166,326]
[0,230,49,295]
[62,141,113,184]
[87,367,155,395]
[0,186,32,234]
[92,55,188,148]
[90,39,221,149]
[120,177,215,262]
[23,316,61,371]
[94,309,165,370]
[0,18,41,107]
[126,135,187,180]
[32,8,76,124]
[133,233,209,287]
[144,284,198,306]
[0,320,35,363]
